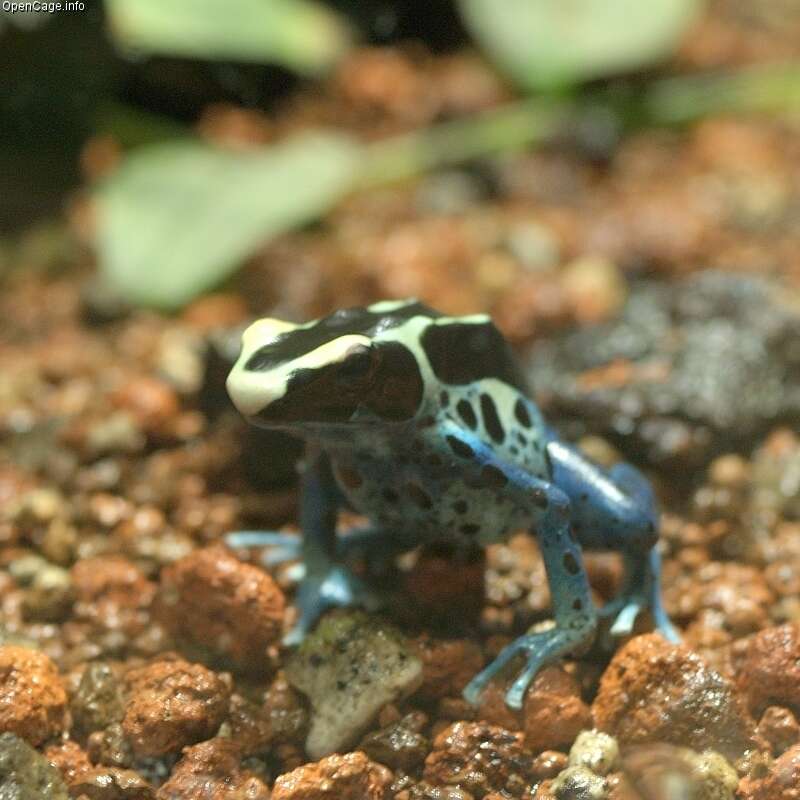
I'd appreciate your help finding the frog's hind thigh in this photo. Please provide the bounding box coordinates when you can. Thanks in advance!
[545,436,679,642]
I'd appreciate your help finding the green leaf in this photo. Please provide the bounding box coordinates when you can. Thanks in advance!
[458,0,701,90]
[104,0,351,75]
[96,133,361,310]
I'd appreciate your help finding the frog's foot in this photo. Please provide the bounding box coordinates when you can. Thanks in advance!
[600,594,680,643]
[226,531,303,566]
[463,623,596,710]
[599,548,680,644]
[284,565,383,646]
[599,592,646,637]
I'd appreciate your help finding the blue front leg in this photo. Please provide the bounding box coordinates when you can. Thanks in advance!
[227,525,419,571]
[439,427,598,709]
[545,435,679,643]
[230,451,380,645]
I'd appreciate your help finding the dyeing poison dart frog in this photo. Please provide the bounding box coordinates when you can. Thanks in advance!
[225,300,679,709]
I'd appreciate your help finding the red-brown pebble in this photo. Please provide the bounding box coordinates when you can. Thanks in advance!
[739,742,800,800]
[158,546,285,671]
[156,738,270,799]
[531,750,569,782]
[593,633,758,760]
[70,766,155,799]
[0,645,67,745]
[45,739,92,785]
[423,720,535,797]
[271,751,392,800]
[606,772,640,800]
[738,624,800,716]
[71,556,156,637]
[181,293,249,331]
[522,666,592,753]
[403,549,485,619]
[111,376,180,435]
[228,674,308,756]
[413,637,484,701]
[396,785,475,800]
[121,657,231,758]
[758,706,800,755]
[475,681,522,732]
[666,561,774,636]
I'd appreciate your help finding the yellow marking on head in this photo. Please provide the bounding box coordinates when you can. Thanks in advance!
[241,318,298,350]
[367,298,418,313]
[296,334,371,370]
[226,328,372,417]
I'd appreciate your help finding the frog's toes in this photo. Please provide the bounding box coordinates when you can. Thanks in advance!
[601,594,681,643]
[285,565,383,646]
[463,622,596,710]
[607,598,644,637]
[653,614,681,644]
[225,530,303,567]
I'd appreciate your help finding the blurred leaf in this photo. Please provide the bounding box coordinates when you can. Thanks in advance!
[104,0,351,75]
[458,0,701,90]
[97,132,360,309]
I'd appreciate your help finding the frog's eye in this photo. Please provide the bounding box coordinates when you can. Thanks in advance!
[338,343,375,380]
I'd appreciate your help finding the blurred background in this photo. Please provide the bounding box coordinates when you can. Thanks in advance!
[3,0,800,302]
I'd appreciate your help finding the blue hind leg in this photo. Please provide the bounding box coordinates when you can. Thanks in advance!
[546,436,680,643]
[599,548,677,641]
[226,453,425,644]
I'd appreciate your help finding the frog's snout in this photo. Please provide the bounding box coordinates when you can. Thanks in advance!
[226,318,297,417]
[226,318,374,422]
[225,365,278,417]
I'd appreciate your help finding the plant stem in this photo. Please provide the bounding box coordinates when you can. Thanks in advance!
[358,98,571,187]
[639,61,800,125]
[358,62,800,187]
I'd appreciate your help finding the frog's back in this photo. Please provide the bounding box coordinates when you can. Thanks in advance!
[332,302,550,544]
[370,303,547,472]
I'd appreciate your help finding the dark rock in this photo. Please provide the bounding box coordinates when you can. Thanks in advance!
[360,712,430,772]
[0,731,69,799]
[529,272,800,472]
[71,662,124,738]
[80,279,132,326]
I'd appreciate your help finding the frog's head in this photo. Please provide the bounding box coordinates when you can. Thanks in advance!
[226,301,433,430]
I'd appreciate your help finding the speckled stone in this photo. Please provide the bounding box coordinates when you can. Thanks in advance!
[286,611,422,759]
